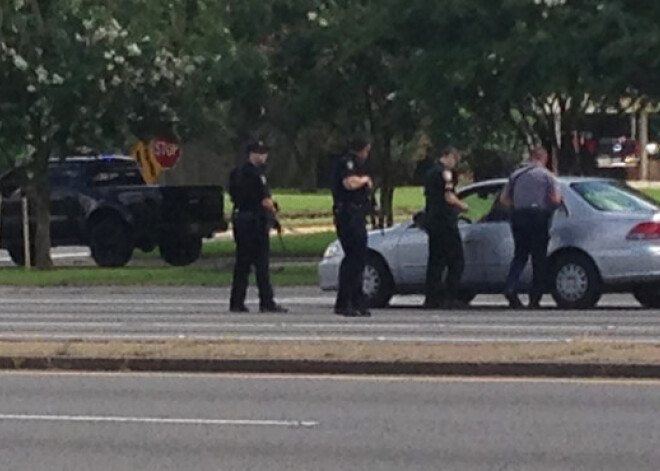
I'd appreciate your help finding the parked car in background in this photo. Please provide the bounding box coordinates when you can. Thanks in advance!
[0,155,227,267]
[320,177,660,309]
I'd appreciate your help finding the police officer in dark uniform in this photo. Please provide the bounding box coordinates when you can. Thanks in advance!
[423,147,469,309]
[228,140,287,313]
[332,134,373,317]
[500,146,562,309]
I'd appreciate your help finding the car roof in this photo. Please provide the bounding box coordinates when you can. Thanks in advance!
[458,176,616,192]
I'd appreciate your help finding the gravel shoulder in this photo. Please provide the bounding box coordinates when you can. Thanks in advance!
[3,339,660,365]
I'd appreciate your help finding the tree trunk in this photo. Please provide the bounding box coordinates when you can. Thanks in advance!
[30,145,53,269]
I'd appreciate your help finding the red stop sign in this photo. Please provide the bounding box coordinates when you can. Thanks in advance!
[151,137,181,169]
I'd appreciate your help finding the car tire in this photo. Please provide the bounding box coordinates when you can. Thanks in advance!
[633,286,660,308]
[89,216,133,268]
[551,252,601,309]
[159,233,202,266]
[457,291,476,305]
[8,244,35,267]
[363,252,394,309]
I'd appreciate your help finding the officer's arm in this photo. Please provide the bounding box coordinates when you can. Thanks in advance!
[343,175,372,190]
[262,197,276,214]
[499,190,513,208]
[549,180,562,206]
[446,191,469,212]
[441,169,468,212]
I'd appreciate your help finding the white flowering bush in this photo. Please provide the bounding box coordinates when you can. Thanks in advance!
[0,0,240,267]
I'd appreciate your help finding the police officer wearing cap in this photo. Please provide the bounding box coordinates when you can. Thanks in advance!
[500,146,562,309]
[331,134,373,317]
[423,146,469,309]
[228,140,287,313]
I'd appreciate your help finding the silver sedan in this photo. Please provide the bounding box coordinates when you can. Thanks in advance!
[319,178,660,309]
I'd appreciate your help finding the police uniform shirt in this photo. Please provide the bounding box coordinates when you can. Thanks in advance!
[332,152,369,208]
[503,164,560,210]
[231,161,271,212]
[424,160,456,221]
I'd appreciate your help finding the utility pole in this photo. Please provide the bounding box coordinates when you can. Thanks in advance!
[639,110,650,182]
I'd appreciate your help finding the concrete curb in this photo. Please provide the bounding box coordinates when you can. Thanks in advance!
[4,357,660,378]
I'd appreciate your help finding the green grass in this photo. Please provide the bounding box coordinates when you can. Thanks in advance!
[0,265,318,287]
[644,189,660,201]
[224,187,426,220]
[199,232,338,258]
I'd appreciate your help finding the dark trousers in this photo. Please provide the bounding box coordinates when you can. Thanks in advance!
[230,212,275,309]
[335,209,368,311]
[504,209,552,300]
[425,224,464,303]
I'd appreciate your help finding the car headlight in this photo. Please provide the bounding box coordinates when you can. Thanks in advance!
[323,242,343,259]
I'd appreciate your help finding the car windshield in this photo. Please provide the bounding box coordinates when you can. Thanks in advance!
[571,180,659,213]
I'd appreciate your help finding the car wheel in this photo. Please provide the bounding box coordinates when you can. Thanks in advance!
[159,234,202,266]
[89,216,133,268]
[8,244,35,267]
[633,286,660,308]
[457,291,476,305]
[363,252,394,308]
[551,253,601,309]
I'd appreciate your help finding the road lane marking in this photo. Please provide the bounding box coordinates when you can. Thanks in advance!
[0,414,318,428]
[3,371,660,387]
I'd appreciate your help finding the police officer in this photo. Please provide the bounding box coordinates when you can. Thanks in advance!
[332,134,373,317]
[228,140,287,313]
[499,146,562,309]
[423,147,469,309]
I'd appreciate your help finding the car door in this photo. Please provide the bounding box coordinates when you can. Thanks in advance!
[394,184,501,287]
[458,184,509,286]
[48,162,84,244]
[395,219,428,286]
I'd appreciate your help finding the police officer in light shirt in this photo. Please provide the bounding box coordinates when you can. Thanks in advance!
[499,146,562,309]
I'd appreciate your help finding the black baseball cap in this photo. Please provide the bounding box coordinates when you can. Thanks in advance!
[246,140,270,154]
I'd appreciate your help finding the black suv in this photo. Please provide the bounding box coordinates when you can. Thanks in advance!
[0,156,226,267]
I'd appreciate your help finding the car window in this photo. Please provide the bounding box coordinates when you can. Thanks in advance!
[90,162,145,187]
[49,163,80,187]
[459,185,504,223]
[571,181,659,213]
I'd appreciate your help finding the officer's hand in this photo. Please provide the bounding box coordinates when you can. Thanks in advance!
[262,198,276,214]
[364,177,373,189]
[460,202,469,213]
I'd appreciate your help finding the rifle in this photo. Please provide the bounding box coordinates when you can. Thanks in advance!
[268,201,287,252]
[366,184,385,235]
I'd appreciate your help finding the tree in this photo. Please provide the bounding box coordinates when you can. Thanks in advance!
[0,0,244,268]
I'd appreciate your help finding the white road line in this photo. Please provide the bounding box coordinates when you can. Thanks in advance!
[0,414,318,428]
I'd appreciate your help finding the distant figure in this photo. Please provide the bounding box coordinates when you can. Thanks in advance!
[331,134,373,317]
[228,140,287,313]
[423,146,469,309]
[499,146,562,309]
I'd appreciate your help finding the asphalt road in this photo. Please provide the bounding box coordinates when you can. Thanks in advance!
[0,372,658,470]
[0,286,657,343]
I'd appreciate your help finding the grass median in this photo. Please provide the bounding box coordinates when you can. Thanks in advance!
[0,264,318,287]
[203,231,336,258]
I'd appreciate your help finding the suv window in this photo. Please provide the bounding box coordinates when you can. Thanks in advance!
[90,161,145,187]
[49,163,81,187]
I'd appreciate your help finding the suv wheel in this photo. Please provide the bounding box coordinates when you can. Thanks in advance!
[159,234,202,266]
[89,217,133,267]
[8,244,35,267]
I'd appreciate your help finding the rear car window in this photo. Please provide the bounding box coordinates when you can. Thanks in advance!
[90,162,145,186]
[571,181,659,213]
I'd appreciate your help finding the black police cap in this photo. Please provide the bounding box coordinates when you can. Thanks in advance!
[246,140,270,154]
